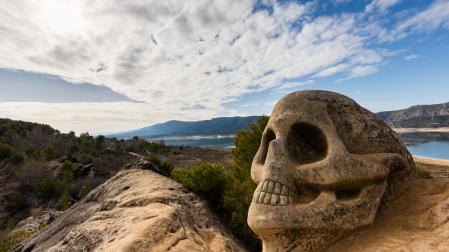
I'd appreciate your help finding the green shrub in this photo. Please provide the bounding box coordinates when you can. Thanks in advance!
[231,116,269,183]
[66,144,79,159]
[0,143,12,159]
[42,144,57,160]
[170,117,268,251]
[80,153,94,164]
[146,155,173,176]
[416,166,433,179]
[0,219,48,252]
[95,135,106,151]
[57,191,71,210]
[61,160,75,183]
[33,177,60,200]
[0,230,32,252]
[0,143,24,163]
[10,152,24,164]
[4,219,16,231]
[172,163,228,205]
[93,163,108,176]
[6,192,26,212]
[223,116,268,250]
[78,184,92,198]
[25,146,40,160]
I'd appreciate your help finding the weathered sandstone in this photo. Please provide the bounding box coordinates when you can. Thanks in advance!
[14,169,245,252]
[248,90,414,251]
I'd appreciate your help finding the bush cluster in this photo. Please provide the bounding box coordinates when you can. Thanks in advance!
[0,143,24,163]
[172,163,227,206]
[171,116,269,251]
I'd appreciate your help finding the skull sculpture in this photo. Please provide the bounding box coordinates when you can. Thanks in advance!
[247,90,414,251]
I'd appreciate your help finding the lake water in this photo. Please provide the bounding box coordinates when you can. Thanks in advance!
[400,132,449,160]
[148,135,235,148]
[150,132,449,160]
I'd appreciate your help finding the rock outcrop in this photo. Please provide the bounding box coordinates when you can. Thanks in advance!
[13,169,245,252]
[377,101,449,128]
[13,210,62,234]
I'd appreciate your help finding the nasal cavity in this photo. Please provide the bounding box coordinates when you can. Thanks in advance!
[288,123,327,164]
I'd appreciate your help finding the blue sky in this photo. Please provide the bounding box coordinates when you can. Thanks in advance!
[0,0,448,133]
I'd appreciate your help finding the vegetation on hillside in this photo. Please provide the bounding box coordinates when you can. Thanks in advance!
[171,116,269,251]
[110,116,259,138]
[0,118,170,233]
[376,102,449,128]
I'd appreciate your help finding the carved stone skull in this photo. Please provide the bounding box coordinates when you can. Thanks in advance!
[247,90,414,251]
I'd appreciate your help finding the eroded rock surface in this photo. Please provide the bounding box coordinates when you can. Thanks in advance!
[13,210,62,234]
[13,169,245,252]
[329,175,449,251]
[248,90,414,251]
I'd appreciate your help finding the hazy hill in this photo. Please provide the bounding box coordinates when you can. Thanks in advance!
[377,102,449,128]
[108,116,259,138]
[108,102,449,140]
[109,101,449,140]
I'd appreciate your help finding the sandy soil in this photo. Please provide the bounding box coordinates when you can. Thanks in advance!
[329,156,449,252]
[414,156,449,179]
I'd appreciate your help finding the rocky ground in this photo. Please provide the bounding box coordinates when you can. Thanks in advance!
[13,166,245,252]
[9,148,449,252]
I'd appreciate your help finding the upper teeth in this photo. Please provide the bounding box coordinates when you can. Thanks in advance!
[252,179,293,206]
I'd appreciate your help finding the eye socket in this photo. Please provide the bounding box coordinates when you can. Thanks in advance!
[259,128,276,164]
[288,123,327,164]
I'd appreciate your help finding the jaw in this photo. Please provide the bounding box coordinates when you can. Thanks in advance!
[248,204,344,252]
[248,181,387,238]
[248,203,296,234]
[247,189,337,235]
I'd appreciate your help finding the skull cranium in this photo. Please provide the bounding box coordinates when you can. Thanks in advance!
[247,91,414,251]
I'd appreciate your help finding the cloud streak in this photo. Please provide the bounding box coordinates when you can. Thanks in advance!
[0,0,448,132]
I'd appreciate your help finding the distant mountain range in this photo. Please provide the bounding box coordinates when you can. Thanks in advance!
[108,102,449,139]
[107,116,259,139]
[377,102,449,128]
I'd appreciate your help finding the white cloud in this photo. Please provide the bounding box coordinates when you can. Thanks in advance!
[403,54,420,61]
[0,0,448,132]
[0,102,219,134]
[381,0,449,41]
[314,64,350,77]
[338,65,379,82]
[276,80,315,91]
[397,0,449,32]
[333,0,352,4]
[240,102,260,108]
[366,0,401,12]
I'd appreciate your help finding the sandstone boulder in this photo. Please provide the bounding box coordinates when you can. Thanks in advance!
[247,90,414,251]
[13,169,245,252]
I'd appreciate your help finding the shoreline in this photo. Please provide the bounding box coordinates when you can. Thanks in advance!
[413,155,449,167]
[393,127,449,133]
